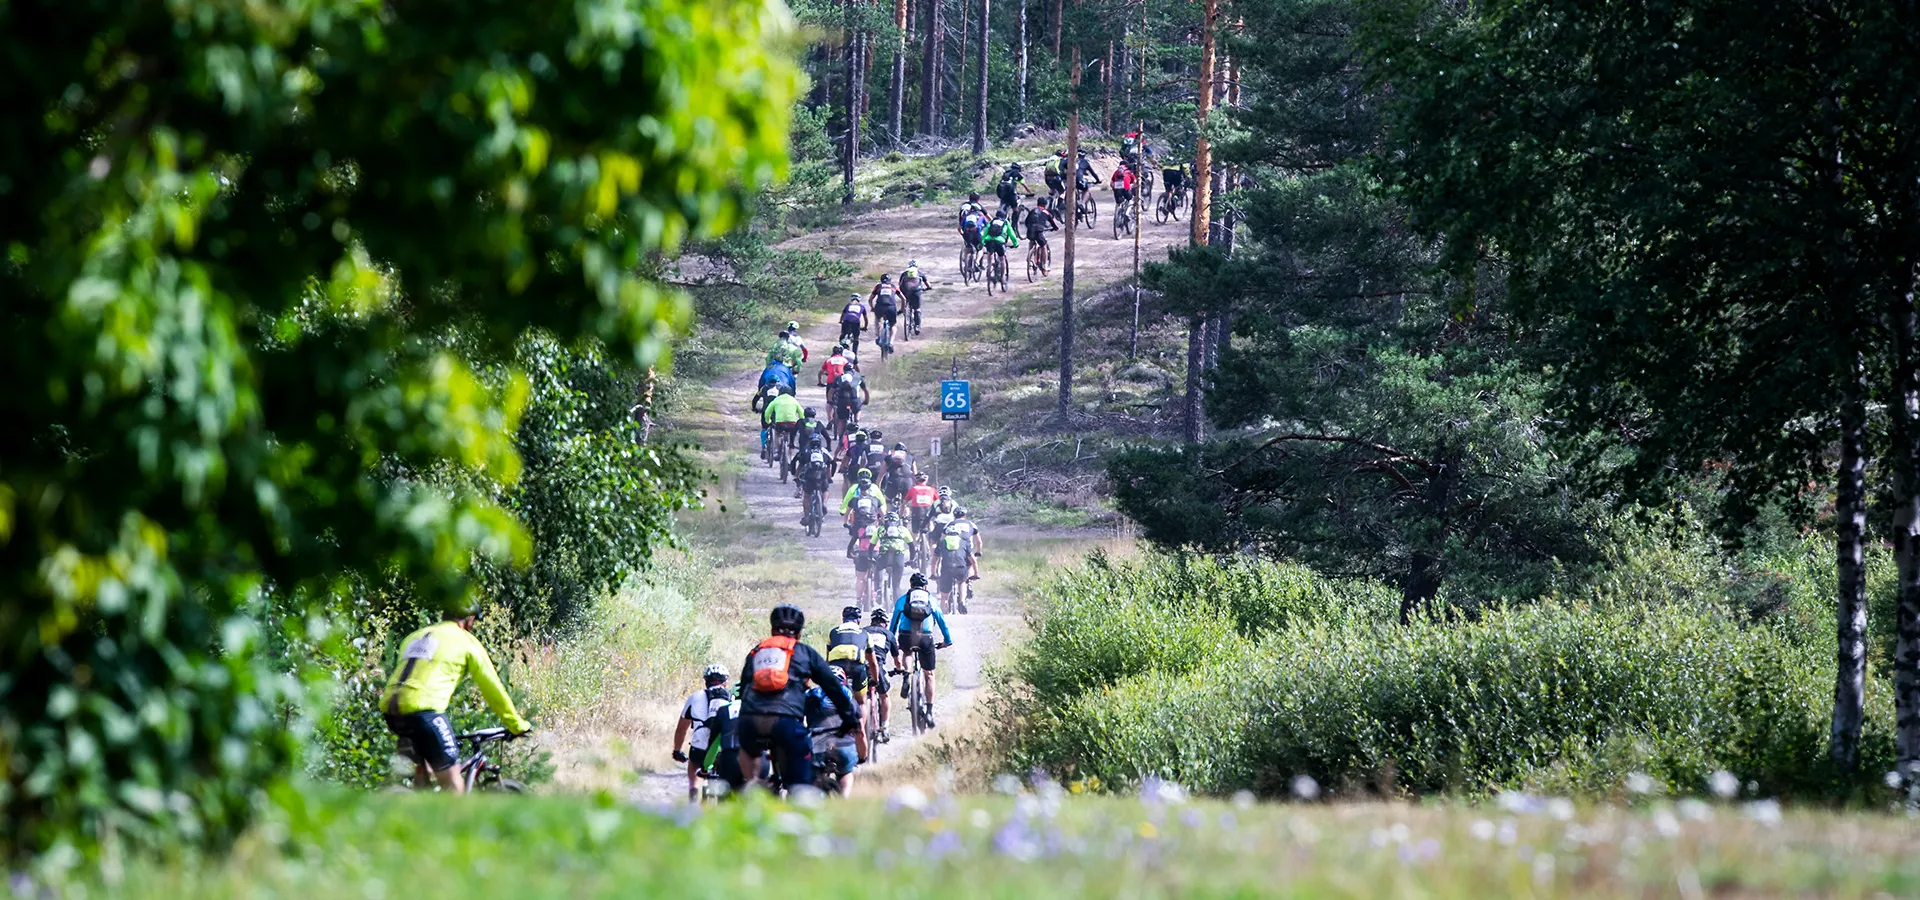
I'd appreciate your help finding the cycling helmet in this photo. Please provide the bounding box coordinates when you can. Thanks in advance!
[703,663,728,683]
[447,598,483,620]
[833,344,845,354]
[850,293,862,302]
[804,407,817,418]
[938,486,952,498]
[1056,148,1067,156]
[858,469,873,483]
[907,259,918,267]
[842,605,862,622]
[770,604,805,634]
[885,511,901,522]
[994,209,1007,219]
[956,507,969,517]
[787,320,800,331]
[871,608,889,625]
[910,572,929,588]
[968,192,980,201]
[881,274,892,283]
[869,429,883,440]
[852,430,867,442]
[894,442,906,451]
[915,472,929,482]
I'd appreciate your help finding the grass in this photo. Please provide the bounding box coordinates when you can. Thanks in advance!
[94,786,1920,898]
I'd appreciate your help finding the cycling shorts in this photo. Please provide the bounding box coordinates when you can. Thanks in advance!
[870,663,891,696]
[896,631,938,671]
[852,550,875,572]
[737,713,813,786]
[962,229,983,250]
[902,287,922,308]
[1045,172,1064,193]
[1025,230,1050,245]
[386,711,458,772]
[984,241,1008,256]
[831,659,869,696]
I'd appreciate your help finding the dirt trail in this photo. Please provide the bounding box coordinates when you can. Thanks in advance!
[630,169,1169,803]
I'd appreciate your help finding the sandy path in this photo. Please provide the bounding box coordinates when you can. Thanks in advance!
[630,170,1168,802]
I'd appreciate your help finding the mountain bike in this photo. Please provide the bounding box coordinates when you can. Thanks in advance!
[1027,240,1050,282]
[865,680,886,762]
[1156,183,1186,224]
[804,484,826,537]
[900,642,949,736]
[985,249,1009,295]
[1140,166,1156,203]
[1113,197,1135,239]
[400,727,527,793]
[959,244,981,285]
[1075,192,1098,229]
[877,315,895,360]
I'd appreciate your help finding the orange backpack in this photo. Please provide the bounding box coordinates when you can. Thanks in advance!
[750,635,799,693]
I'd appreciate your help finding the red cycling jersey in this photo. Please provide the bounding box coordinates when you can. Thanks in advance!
[906,485,939,508]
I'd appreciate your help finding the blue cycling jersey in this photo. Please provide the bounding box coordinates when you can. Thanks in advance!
[888,591,953,643]
[759,361,796,392]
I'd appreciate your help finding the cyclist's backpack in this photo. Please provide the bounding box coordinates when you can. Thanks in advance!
[905,590,933,622]
[854,494,878,522]
[1123,134,1139,156]
[963,211,985,233]
[749,635,798,693]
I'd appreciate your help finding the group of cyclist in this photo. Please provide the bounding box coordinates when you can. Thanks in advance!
[666,584,956,800]
[958,131,1192,270]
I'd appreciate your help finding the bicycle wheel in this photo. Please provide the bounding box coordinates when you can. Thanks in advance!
[957,248,971,285]
[1027,248,1038,282]
[907,671,927,735]
[1087,196,1098,225]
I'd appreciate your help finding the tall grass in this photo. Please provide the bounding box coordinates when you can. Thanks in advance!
[1009,550,1895,801]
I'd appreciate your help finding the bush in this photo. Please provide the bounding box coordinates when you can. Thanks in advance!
[1011,552,1895,801]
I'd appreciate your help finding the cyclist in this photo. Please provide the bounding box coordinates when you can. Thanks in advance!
[881,441,915,503]
[842,468,888,554]
[818,344,852,399]
[761,387,804,468]
[736,604,859,792]
[1161,158,1189,204]
[795,406,828,458]
[783,322,810,363]
[934,516,970,611]
[764,329,803,370]
[1111,161,1137,212]
[671,664,731,801]
[869,275,902,349]
[795,434,836,517]
[905,472,939,541]
[958,193,988,255]
[862,608,900,742]
[953,506,984,590]
[889,573,953,727]
[850,516,881,605]
[1073,149,1101,194]
[805,666,868,794]
[825,606,872,706]
[981,210,1019,276]
[878,511,912,595]
[996,162,1028,219]
[1024,200,1059,274]
[838,293,870,355]
[1043,149,1067,198]
[830,363,870,438]
[933,485,958,521]
[840,428,868,483]
[756,358,796,409]
[862,428,891,478]
[380,601,532,794]
[1121,130,1143,171]
[898,260,927,334]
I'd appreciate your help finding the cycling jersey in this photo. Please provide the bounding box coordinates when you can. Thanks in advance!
[819,354,850,384]
[841,484,888,518]
[958,203,987,228]
[840,301,868,326]
[879,521,913,553]
[900,267,924,292]
[872,283,900,315]
[949,519,979,553]
[982,220,1018,248]
[762,392,803,426]
[380,621,530,733]
[826,622,869,663]
[1045,157,1063,176]
[1025,208,1059,241]
[889,588,953,642]
[767,341,803,370]
[906,485,938,508]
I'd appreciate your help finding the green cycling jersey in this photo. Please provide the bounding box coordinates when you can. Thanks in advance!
[983,220,1018,248]
[380,620,531,733]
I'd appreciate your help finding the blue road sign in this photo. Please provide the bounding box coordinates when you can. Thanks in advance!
[941,380,972,421]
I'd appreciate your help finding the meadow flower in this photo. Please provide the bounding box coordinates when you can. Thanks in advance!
[927,829,964,860]
[1233,790,1257,809]
[1469,819,1496,841]
[993,774,1025,795]
[888,785,930,814]
[1743,799,1782,827]
[1290,775,1320,801]
[1706,770,1739,800]
[1625,772,1657,795]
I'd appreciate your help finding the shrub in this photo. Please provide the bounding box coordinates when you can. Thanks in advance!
[1011,552,1894,801]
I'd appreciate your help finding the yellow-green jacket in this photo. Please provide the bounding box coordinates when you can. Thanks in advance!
[380,621,531,733]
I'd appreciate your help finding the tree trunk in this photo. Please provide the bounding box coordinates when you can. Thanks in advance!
[1052,0,1062,57]
[843,5,862,205]
[919,0,942,137]
[972,0,990,154]
[1832,358,1870,770]
[1402,551,1443,625]
[1102,40,1113,133]
[1190,0,1217,247]
[1889,263,1920,775]
[1402,439,1457,624]
[1017,0,1028,122]
[890,0,908,144]
[1183,315,1203,443]
[1059,49,1080,422]
[957,0,969,134]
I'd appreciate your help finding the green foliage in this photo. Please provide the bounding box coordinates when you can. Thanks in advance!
[1012,552,1894,800]
[0,0,794,864]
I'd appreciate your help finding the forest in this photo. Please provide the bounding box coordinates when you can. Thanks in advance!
[5,0,1920,894]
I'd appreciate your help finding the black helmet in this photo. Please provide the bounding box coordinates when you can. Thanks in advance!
[915,472,929,482]
[770,604,805,634]
[910,572,928,588]
[804,406,817,418]
[894,442,906,451]
[870,608,889,625]
[968,192,980,202]
[881,274,892,283]
[869,428,883,440]
[842,605,862,622]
